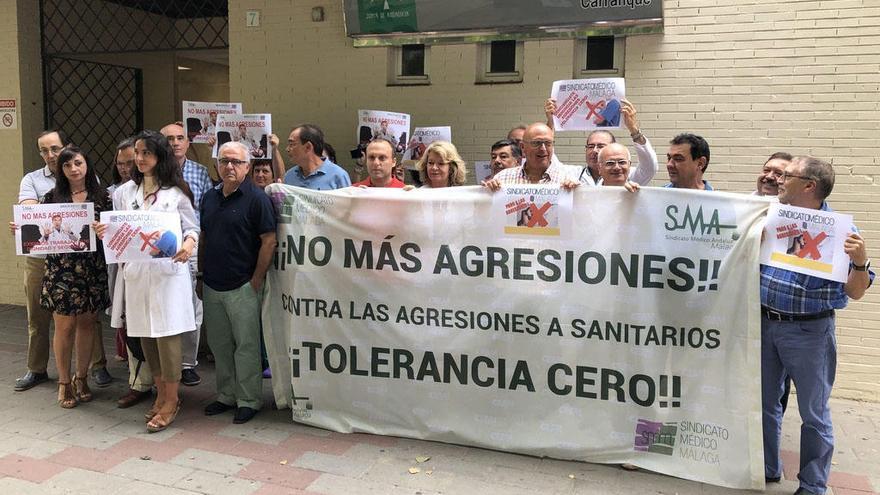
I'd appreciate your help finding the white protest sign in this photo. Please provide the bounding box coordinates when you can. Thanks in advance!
[99,210,183,264]
[0,98,17,129]
[550,78,625,131]
[493,184,573,239]
[212,113,272,159]
[14,203,95,255]
[183,101,243,144]
[474,160,493,184]
[401,126,451,161]
[357,110,411,154]
[759,202,853,282]
[263,185,769,490]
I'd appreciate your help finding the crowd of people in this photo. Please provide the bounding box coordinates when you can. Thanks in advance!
[11,96,874,495]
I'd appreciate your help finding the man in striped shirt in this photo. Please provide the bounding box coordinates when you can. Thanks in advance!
[761,156,873,495]
[483,123,580,190]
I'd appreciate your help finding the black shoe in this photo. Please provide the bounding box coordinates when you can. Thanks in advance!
[204,401,235,416]
[91,367,112,388]
[233,407,258,424]
[181,368,201,386]
[765,476,781,483]
[14,371,49,391]
[793,488,819,495]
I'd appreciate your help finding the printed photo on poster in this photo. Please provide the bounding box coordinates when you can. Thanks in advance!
[759,202,854,283]
[183,100,243,144]
[492,184,573,238]
[402,126,451,161]
[13,203,95,255]
[211,113,272,159]
[357,109,411,155]
[550,78,626,132]
[99,211,183,264]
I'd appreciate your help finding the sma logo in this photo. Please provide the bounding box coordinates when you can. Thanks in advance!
[665,205,736,235]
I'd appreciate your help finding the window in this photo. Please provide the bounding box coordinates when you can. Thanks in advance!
[387,44,430,85]
[574,36,625,77]
[476,40,524,84]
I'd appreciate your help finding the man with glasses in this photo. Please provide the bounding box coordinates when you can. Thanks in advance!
[665,133,713,190]
[545,98,658,186]
[13,130,68,391]
[761,156,873,495]
[161,122,213,387]
[199,141,276,424]
[755,152,792,196]
[483,123,580,189]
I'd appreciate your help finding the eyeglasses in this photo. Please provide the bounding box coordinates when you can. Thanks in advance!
[39,146,63,156]
[603,159,630,168]
[528,140,554,149]
[781,172,814,182]
[219,158,249,167]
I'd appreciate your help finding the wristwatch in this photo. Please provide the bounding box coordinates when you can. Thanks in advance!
[852,259,871,272]
[630,131,644,143]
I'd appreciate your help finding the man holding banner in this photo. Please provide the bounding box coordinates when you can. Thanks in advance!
[484,123,580,189]
[761,156,873,495]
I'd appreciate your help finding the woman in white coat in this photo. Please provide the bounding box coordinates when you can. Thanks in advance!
[97,130,199,432]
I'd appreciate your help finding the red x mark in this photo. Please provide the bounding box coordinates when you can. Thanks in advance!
[796,231,827,260]
[584,100,604,120]
[526,202,552,227]
[139,230,161,253]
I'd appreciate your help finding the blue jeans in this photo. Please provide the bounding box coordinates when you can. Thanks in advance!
[761,315,836,494]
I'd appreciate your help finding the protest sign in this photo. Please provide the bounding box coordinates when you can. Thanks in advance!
[759,202,853,282]
[474,160,492,184]
[263,185,769,490]
[493,184,573,239]
[357,110,411,154]
[182,101,243,144]
[14,203,95,255]
[550,78,625,132]
[401,126,451,161]
[212,113,272,159]
[99,210,183,264]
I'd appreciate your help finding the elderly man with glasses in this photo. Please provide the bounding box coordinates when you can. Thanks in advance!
[198,141,277,424]
[761,156,873,495]
[482,123,581,190]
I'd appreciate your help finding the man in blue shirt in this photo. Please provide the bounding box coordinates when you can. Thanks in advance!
[664,133,713,190]
[761,156,873,495]
[161,122,213,388]
[274,124,351,190]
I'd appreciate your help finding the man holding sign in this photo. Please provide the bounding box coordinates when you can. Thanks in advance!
[761,156,873,495]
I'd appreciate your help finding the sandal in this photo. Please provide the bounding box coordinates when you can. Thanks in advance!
[73,375,93,403]
[147,399,181,433]
[144,400,162,422]
[57,381,77,409]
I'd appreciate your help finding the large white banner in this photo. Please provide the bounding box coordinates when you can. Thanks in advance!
[263,185,770,490]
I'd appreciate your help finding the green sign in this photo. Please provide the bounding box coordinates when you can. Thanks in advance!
[357,0,418,33]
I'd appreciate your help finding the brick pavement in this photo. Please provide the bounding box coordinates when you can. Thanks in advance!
[0,304,876,494]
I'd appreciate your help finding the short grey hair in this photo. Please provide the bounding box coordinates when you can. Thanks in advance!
[218,141,252,162]
[794,155,835,200]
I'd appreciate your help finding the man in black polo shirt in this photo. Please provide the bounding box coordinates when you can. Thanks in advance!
[198,141,277,424]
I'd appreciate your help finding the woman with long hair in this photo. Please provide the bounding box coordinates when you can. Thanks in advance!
[97,129,199,432]
[416,141,467,188]
[39,146,110,408]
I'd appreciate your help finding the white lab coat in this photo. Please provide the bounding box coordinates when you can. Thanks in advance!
[111,181,200,338]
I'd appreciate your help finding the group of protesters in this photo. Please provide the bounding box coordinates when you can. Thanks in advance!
[11,96,874,495]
